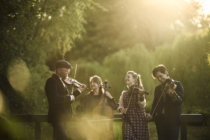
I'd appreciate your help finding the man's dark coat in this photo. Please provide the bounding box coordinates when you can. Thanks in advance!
[150,81,184,126]
[45,74,81,123]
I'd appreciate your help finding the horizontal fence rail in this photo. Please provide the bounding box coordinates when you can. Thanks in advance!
[9,114,203,140]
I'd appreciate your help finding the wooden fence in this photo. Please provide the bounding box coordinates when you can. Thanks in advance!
[11,114,203,140]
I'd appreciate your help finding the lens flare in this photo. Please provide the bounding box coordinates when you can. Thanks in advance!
[7,59,31,93]
[67,115,114,140]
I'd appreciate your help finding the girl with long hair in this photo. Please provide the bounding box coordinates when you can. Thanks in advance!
[118,71,150,140]
[76,75,118,140]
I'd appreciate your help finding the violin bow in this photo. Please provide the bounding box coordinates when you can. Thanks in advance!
[71,63,78,94]
[151,83,168,116]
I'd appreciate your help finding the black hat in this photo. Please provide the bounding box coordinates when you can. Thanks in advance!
[56,60,72,69]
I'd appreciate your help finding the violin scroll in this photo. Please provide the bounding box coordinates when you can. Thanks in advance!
[102,80,111,89]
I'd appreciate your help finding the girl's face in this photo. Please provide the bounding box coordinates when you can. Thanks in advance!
[125,73,135,87]
[90,80,100,90]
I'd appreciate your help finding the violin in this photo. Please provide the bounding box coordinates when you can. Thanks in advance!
[150,78,179,117]
[63,77,86,88]
[162,78,179,98]
[134,86,149,95]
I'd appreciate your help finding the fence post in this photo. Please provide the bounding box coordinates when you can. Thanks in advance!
[35,122,41,140]
[181,122,187,140]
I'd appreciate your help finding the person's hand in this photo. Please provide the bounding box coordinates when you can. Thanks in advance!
[165,87,179,99]
[146,114,153,121]
[134,87,149,95]
[105,91,113,99]
[78,84,87,92]
[119,108,127,114]
[138,89,146,95]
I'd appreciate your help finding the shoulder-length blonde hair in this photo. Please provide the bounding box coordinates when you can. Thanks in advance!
[127,71,144,89]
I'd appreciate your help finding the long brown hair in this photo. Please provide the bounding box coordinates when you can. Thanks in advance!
[89,75,104,95]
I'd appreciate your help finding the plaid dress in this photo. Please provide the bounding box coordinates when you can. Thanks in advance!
[122,90,150,140]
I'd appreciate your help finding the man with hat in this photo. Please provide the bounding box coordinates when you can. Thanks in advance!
[45,60,87,140]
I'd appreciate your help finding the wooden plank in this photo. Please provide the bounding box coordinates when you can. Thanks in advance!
[11,115,48,122]
[181,114,203,123]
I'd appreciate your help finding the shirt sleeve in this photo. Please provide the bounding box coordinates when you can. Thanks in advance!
[117,91,125,112]
[45,78,71,104]
[172,81,184,105]
[107,98,119,110]
[70,95,75,101]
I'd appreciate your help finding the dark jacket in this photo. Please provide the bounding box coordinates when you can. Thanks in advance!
[45,74,81,123]
[150,80,184,126]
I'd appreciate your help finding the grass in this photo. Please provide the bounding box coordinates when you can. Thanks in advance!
[7,120,210,140]
[187,125,210,140]
[113,122,210,140]
[113,122,158,140]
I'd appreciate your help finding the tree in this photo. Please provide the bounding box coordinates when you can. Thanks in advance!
[66,0,208,62]
[0,0,101,114]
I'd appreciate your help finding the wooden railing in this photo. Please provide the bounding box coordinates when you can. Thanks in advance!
[11,114,203,140]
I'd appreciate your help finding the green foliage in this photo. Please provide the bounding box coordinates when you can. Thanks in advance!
[66,0,209,62]
[0,0,103,138]
[191,106,210,126]
[101,44,157,110]
[70,30,210,114]
[0,0,102,114]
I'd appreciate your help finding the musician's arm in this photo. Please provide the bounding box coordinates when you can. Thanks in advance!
[45,78,71,104]
[105,91,114,99]
[72,89,81,98]
[117,91,125,112]
[107,98,119,110]
[103,92,118,110]
[172,82,184,105]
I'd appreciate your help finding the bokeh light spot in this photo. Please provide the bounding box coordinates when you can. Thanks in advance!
[7,59,31,93]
